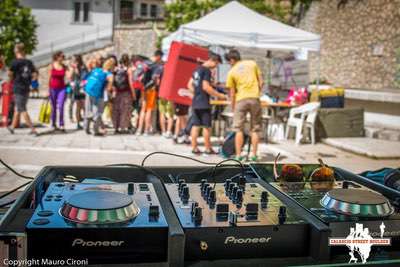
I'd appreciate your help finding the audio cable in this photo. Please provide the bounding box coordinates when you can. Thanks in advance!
[141,151,217,167]
[0,158,34,181]
[0,158,35,206]
[106,163,174,183]
[140,151,245,186]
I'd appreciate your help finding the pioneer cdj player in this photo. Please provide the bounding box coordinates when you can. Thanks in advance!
[165,178,310,261]
[250,162,400,261]
[26,181,169,264]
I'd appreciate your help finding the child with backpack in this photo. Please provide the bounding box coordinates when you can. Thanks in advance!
[112,54,135,134]
[134,53,158,136]
[84,56,114,136]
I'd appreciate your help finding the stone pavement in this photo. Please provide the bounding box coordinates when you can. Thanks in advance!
[0,99,399,195]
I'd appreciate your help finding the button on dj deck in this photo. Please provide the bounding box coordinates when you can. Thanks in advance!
[37,210,54,217]
[33,218,50,225]
[139,184,149,191]
[149,205,160,217]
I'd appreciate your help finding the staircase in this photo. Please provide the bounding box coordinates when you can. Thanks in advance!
[29,26,113,67]
[365,127,400,142]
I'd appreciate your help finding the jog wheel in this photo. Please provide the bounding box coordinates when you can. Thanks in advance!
[60,191,140,224]
[320,188,394,217]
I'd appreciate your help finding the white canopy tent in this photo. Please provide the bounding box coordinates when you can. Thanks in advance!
[162,1,320,54]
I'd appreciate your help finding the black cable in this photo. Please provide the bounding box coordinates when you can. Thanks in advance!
[0,158,34,180]
[0,181,31,200]
[175,164,243,182]
[141,152,245,186]
[141,152,216,167]
[106,163,174,183]
[175,166,214,182]
[212,158,245,189]
[0,199,16,208]
[141,151,245,184]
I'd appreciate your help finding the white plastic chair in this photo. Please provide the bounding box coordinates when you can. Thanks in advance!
[304,104,320,144]
[285,102,320,145]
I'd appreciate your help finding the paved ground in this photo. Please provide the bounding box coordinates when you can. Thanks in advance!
[0,99,399,198]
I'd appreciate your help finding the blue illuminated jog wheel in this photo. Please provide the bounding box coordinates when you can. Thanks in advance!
[60,191,140,224]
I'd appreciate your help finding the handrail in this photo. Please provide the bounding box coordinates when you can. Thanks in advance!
[29,25,113,66]
[36,25,111,49]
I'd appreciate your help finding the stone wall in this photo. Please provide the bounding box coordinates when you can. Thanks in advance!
[113,22,163,58]
[299,0,400,91]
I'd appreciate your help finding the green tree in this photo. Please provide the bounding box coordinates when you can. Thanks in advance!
[0,0,37,64]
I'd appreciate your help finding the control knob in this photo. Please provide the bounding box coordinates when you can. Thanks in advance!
[228,183,235,195]
[261,191,268,208]
[205,185,212,199]
[238,176,246,190]
[181,186,190,204]
[235,189,243,205]
[229,211,238,226]
[278,206,287,224]
[208,190,216,204]
[127,183,134,195]
[193,207,203,224]
[224,179,232,191]
[230,186,239,200]
[191,202,199,215]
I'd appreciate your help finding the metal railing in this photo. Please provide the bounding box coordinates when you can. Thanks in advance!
[30,25,113,66]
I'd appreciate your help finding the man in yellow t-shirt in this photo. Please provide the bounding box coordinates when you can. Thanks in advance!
[225,49,263,162]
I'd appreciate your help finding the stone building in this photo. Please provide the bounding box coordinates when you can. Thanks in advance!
[21,0,165,66]
[299,0,400,130]
[113,0,166,56]
[300,0,400,91]
[22,0,165,90]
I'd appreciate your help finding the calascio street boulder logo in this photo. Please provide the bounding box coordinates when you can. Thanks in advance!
[329,223,391,264]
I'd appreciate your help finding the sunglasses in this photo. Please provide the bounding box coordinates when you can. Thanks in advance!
[273,153,335,183]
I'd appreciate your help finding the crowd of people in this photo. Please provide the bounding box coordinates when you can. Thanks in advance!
[1,43,264,161]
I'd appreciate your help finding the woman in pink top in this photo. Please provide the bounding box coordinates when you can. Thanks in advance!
[48,51,67,131]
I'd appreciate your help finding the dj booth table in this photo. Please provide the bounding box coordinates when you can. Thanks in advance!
[1,164,399,267]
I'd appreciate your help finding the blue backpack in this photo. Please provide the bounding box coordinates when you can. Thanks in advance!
[84,68,108,99]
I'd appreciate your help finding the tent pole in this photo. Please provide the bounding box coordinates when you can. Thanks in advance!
[266,50,272,94]
[316,50,321,91]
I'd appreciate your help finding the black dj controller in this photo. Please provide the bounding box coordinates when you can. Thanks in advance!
[165,179,309,260]
[250,163,400,261]
[1,164,400,266]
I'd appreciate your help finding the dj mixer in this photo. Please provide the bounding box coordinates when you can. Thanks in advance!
[165,178,309,260]
[26,182,169,264]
